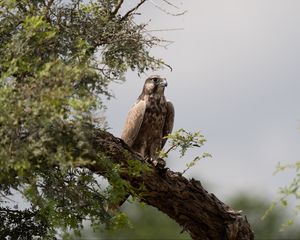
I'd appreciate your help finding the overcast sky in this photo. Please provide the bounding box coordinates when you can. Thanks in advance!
[105,0,300,201]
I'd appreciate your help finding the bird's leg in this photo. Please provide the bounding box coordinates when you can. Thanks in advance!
[150,157,158,166]
[143,154,157,166]
[144,156,152,166]
[152,157,166,168]
[149,144,166,168]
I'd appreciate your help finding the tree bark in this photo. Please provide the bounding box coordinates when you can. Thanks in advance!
[89,129,254,240]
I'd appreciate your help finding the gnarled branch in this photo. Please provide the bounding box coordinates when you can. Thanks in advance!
[89,130,254,240]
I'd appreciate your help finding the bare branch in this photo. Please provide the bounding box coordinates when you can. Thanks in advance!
[120,0,147,21]
[161,0,180,9]
[147,55,173,71]
[111,0,124,16]
[150,0,187,16]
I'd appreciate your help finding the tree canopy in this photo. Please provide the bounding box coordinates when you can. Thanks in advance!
[0,0,163,238]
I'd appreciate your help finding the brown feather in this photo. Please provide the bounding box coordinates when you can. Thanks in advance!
[121,100,146,147]
[162,101,175,149]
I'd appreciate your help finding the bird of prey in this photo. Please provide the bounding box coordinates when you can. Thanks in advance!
[121,75,174,163]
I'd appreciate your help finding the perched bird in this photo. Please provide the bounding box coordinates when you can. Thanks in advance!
[121,75,174,162]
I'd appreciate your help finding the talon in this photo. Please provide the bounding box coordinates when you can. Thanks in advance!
[149,158,166,168]
[151,159,158,166]
[156,158,166,168]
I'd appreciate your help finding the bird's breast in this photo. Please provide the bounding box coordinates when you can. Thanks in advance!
[140,97,167,135]
[131,96,168,154]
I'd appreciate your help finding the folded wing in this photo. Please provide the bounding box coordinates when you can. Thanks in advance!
[121,100,146,147]
[162,101,175,149]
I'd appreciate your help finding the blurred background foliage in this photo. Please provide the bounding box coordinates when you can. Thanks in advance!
[230,194,300,239]
[74,193,300,240]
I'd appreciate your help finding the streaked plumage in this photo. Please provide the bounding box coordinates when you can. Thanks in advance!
[121,75,174,161]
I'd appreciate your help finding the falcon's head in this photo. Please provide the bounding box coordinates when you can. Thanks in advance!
[143,75,168,95]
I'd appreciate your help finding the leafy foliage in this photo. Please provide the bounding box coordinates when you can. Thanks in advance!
[0,0,164,238]
[161,129,211,174]
[74,201,192,240]
[231,194,300,239]
[264,161,300,227]
[274,162,300,206]
[0,207,50,239]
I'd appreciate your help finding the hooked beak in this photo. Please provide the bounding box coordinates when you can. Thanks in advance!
[160,78,168,87]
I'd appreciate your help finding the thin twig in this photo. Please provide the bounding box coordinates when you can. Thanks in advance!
[165,144,177,155]
[144,27,184,33]
[150,0,187,16]
[0,192,16,202]
[148,55,173,71]
[161,0,180,9]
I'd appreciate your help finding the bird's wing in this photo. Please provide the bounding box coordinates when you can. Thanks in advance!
[121,100,146,147]
[162,100,175,149]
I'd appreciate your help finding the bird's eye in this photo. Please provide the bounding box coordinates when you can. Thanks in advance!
[152,78,159,83]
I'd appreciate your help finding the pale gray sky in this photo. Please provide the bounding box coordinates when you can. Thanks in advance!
[106,0,300,200]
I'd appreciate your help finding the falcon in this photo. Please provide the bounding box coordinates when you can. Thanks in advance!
[121,75,174,162]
